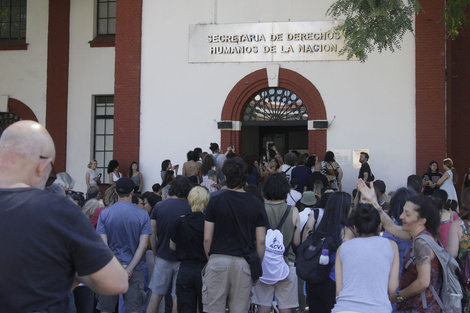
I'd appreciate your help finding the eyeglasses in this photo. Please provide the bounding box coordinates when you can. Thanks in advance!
[39,155,57,187]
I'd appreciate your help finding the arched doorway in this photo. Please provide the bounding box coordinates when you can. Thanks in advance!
[220,68,327,158]
[241,87,308,159]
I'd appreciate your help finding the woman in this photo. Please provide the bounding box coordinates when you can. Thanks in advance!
[431,189,459,248]
[321,151,343,191]
[266,157,281,177]
[85,159,101,190]
[252,172,300,313]
[358,179,443,313]
[446,187,470,313]
[201,154,217,183]
[128,161,143,193]
[170,186,210,313]
[437,158,459,202]
[161,159,179,180]
[182,150,202,183]
[107,159,122,185]
[422,161,442,196]
[332,204,399,313]
[303,192,356,313]
[161,170,175,189]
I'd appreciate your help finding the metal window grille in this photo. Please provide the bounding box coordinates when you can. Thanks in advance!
[242,88,308,126]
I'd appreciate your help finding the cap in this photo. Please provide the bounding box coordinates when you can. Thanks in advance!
[116,177,134,194]
[300,191,317,206]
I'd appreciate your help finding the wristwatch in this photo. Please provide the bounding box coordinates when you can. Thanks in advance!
[396,291,405,303]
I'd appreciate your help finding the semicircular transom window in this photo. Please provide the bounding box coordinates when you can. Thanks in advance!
[242,87,308,125]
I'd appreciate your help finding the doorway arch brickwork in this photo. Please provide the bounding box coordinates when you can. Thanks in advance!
[220,68,327,156]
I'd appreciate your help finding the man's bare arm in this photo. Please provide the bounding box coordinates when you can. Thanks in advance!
[77,256,128,295]
[125,234,149,278]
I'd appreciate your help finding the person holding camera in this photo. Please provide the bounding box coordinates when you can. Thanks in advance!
[86,159,101,190]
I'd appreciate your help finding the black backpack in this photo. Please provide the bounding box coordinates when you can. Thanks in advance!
[295,229,337,284]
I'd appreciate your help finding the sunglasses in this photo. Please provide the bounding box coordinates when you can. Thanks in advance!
[40,155,57,187]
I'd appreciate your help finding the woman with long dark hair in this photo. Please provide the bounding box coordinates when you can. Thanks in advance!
[422,161,442,196]
[358,179,443,312]
[107,160,121,185]
[128,161,143,193]
[304,192,355,313]
[321,151,343,191]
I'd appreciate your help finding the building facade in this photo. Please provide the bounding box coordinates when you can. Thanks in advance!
[0,0,468,194]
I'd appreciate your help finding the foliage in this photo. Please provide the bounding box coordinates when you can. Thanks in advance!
[327,0,470,62]
[444,0,470,38]
[326,0,419,62]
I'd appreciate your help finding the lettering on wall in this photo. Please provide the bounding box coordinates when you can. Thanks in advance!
[189,21,354,63]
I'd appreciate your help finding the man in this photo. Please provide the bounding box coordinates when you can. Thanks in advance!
[203,156,267,313]
[358,179,442,312]
[97,177,152,313]
[146,176,193,313]
[358,152,373,182]
[0,121,127,312]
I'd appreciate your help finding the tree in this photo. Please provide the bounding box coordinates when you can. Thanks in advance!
[327,0,470,62]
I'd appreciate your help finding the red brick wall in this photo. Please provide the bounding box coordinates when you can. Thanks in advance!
[8,98,38,122]
[415,0,447,176]
[113,0,142,176]
[45,0,70,172]
[220,68,327,156]
[449,6,470,194]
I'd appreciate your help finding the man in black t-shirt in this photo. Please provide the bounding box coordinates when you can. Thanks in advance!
[203,157,267,313]
[358,152,373,182]
[0,121,128,312]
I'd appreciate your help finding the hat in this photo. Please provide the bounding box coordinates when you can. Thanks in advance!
[116,177,134,194]
[207,169,216,176]
[300,191,317,206]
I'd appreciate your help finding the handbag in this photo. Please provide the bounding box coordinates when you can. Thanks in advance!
[227,203,263,281]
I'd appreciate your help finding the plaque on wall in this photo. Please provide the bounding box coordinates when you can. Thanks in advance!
[189,21,355,63]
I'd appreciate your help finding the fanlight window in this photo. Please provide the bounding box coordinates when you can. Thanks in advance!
[0,112,21,137]
[242,88,308,125]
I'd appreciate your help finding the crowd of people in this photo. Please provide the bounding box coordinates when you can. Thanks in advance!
[2,120,470,313]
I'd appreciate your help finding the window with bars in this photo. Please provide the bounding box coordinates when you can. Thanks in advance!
[93,96,114,184]
[0,0,27,40]
[97,0,116,35]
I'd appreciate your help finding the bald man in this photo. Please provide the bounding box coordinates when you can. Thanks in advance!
[0,121,128,312]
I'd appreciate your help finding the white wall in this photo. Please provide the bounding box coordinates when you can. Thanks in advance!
[0,0,49,125]
[140,0,416,194]
[67,0,115,192]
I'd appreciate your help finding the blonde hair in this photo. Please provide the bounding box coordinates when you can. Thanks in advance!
[188,186,210,212]
[82,199,103,219]
[443,158,459,184]
[87,159,97,169]
[103,185,118,206]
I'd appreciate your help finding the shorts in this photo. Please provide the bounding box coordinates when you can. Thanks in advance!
[97,269,146,312]
[148,257,180,297]
[202,254,253,313]
[251,262,299,309]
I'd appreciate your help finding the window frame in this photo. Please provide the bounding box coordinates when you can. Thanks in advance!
[93,95,114,184]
